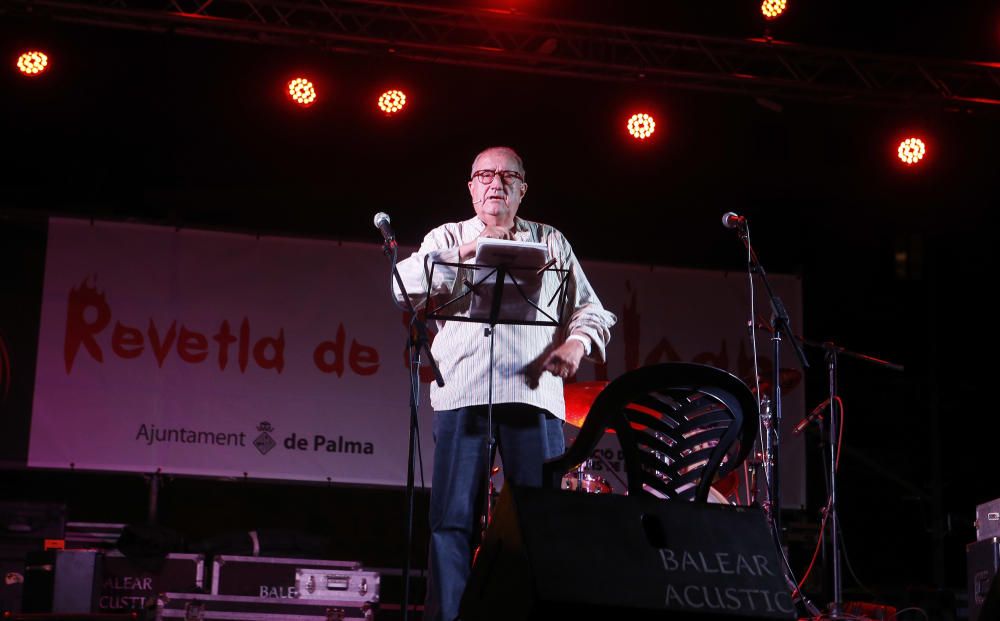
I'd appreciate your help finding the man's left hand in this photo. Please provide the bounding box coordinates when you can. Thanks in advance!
[542,339,586,379]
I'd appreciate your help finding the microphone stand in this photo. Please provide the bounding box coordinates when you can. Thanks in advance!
[382,237,444,621]
[732,222,809,546]
[796,337,903,619]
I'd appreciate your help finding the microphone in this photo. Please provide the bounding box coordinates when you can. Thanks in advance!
[373,212,396,246]
[792,398,830,436]
[721,212,747,229]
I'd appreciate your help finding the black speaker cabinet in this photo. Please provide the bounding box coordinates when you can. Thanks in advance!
[969,537,1000,621]
[461,485,795,621]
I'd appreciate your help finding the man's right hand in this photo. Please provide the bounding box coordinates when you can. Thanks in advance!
[459,225,514,261]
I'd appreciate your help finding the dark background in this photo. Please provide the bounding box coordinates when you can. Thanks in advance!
[1,0,997,616]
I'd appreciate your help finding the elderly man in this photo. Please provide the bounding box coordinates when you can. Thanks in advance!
[393,146,616,621]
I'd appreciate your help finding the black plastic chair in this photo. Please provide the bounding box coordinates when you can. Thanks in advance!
[544,362,758,502]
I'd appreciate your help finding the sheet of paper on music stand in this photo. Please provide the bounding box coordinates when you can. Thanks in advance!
[469,238,550,322]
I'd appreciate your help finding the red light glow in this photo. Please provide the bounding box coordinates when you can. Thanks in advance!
[378,89,407,114]
[16,51,49,77]
[627,113,656,140]
[897,137,927,165]
[287,78,317,106]
[761,0,787,20]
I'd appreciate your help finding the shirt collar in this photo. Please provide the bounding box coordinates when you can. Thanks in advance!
[469,216,531,239]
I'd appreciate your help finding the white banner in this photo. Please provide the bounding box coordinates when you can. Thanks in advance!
[30,217,805,504]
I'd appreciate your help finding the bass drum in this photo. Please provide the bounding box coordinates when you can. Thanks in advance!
[709,469,743,505]
[707,486,730,504]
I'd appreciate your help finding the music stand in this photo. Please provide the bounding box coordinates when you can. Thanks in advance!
[425,239,569,541]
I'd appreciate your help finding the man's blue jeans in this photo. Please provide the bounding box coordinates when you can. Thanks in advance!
[423,403,565,621]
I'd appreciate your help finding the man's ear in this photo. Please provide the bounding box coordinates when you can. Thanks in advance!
[520,182,528,197]
[468,180,475,197]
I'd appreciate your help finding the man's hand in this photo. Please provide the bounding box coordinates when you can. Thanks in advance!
[541,339,586,379]
[459,226,513,261]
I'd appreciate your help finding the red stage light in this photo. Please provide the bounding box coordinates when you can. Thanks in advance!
[897,137,926,165]
[761,0,787,20]
[627,113,656,140]
[287,78,317,106]
[16,50,49,77]
[378,89,407,114]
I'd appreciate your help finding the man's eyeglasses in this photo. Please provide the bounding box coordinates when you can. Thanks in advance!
[471,170,524,185]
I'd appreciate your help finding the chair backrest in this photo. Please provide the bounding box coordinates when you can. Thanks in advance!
[544,363,758,502]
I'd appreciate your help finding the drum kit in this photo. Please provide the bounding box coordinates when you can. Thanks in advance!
[557,371,799,505]
[559,381,617,495]
[561,389,739,502]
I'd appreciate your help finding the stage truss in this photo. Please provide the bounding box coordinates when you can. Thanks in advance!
[3,0,1000,109]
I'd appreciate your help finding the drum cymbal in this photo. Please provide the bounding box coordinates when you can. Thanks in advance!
[563,380,609,428]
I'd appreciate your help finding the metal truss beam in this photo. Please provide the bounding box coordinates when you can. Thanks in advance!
[5,0,1000,109]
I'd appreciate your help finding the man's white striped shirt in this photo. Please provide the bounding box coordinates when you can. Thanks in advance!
[393,216,616,420]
